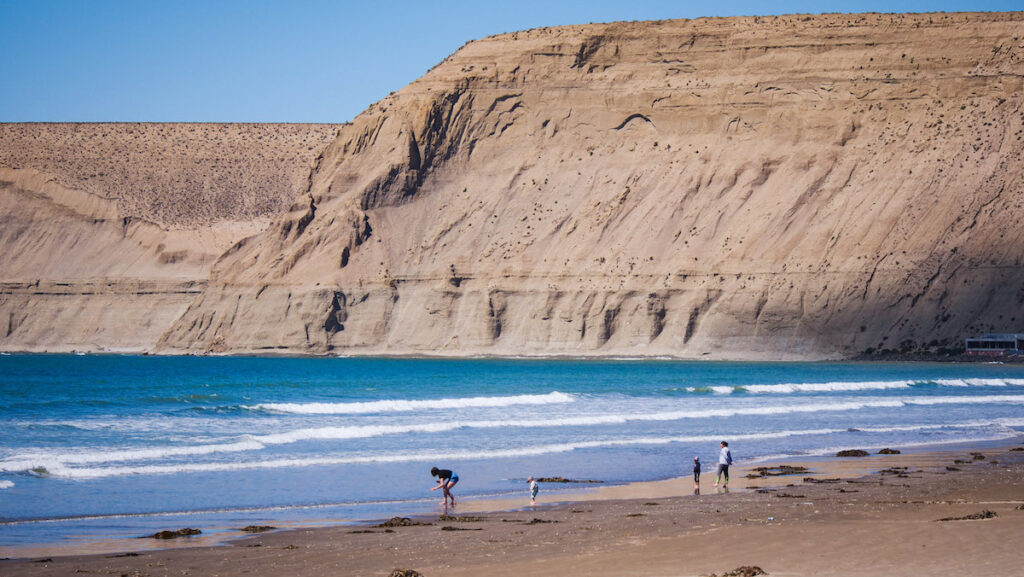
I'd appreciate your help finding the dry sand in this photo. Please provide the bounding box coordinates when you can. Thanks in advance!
[4,441,1022,577]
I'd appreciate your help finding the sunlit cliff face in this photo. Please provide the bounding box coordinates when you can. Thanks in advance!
[3,12,1024,358]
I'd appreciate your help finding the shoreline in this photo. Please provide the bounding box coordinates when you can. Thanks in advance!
[3,435,1018,558]
[4,436,1023,575]
[4,350,1024,364]
[5,356,1022,567]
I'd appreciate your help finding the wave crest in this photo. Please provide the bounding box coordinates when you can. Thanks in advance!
[684,378,1024,394]
[3,394,1022,478]
[17,421,1021,480]
[247,391,574,414]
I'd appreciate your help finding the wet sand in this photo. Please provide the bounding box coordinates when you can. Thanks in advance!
[3,440,1023,577]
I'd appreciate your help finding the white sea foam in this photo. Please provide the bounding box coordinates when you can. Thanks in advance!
[0,480,13,489]
[0,440,265,471]
[4,394,1022,475]
[24,421,1021,480]
[10,429,841,479]
[686,378,1024,394]
[741,380,918,393]
[12,416,262,435]
[250,400,924,442]
[0,496,435,526]
[745,431,1024,464]
[992,417,1024,428]
[934,378,1024,387]
[248,391,575,414]
[902,394,1024,406]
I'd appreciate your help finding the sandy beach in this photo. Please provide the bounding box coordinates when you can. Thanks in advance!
[3,439,1022,577]
[3,9,1023,576]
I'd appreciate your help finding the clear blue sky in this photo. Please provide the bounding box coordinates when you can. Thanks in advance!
[1,0,1019,123]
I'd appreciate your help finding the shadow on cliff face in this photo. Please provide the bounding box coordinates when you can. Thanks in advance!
[141,14,1024,358]
[846,263,1024,356]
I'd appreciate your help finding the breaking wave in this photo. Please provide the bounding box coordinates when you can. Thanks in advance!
[3,395,1022,478]
[685,378,1024,394]
[247,391,575,414]
[14,421,1020,480]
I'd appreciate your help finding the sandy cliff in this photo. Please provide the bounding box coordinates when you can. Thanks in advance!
[0,124,337,351]
[3,12,1023,358]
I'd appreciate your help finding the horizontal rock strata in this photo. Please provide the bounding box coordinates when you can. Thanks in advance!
[3,12,1024,358]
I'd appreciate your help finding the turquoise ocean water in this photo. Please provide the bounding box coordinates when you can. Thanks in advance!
[1,354,1023,554]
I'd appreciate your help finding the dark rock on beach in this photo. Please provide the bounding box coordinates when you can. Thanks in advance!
[438,515,485,522]
[836,449,870,457]
[376,517,432,528]
[241,525,276,533]
[877,448,901,454]
[389,570,423,577]
[748,465,810,478]
[706,566,768,577]
[535,476,604,483]
[146,528,201,539]
[501,517,558,524]
[937,510,998,521]
[803,477,841,484]
[349,529,395,534]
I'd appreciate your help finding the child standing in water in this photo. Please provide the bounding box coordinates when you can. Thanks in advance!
[430,467,459,506]
[692,456,701,494]
[528,477,539,505]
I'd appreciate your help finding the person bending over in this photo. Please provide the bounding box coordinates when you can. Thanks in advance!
[430,466,459,506]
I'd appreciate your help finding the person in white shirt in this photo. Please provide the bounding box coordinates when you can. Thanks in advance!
[714,441,733,488]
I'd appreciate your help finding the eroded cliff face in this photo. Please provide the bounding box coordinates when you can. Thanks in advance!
[0,124,337,352]
[5,13,1024,358]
